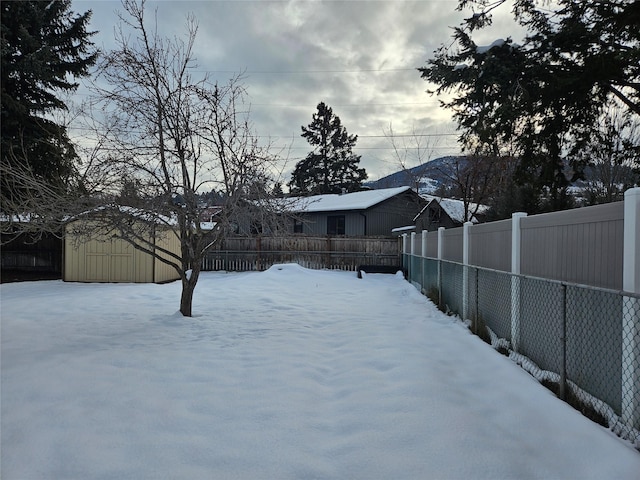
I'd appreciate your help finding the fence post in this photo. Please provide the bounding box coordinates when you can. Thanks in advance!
[511,212,527,352]
[420,229,427,256]
[622,187,640,430]
[402,233,408,272]
[438,227,445,309]
[462,222,472,321]
[411,232,417,283]
[421,230,428,293]
[559,284,567,401]
[475,266,479,336]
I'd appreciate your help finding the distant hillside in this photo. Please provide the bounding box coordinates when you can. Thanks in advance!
[368,155,638,203]
[367,156,468,194]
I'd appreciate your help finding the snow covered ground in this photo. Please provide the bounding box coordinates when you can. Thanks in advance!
[2,264,639,479]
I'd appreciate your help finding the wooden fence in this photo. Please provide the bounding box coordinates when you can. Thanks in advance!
[203,236,401,272]
[1,233,62,282]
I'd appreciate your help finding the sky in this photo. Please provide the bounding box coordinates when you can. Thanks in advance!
[2,265,640,478]
[72,0,523,182]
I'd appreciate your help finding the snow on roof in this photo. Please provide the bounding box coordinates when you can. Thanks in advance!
[199,221,217,231]
[476,38,506,54]
[0,214,37,223]
[289,186,412,213]
[417,195,489,224]
[70,204,179,226]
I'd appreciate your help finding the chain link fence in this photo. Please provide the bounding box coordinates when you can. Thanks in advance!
[405,254,640,450]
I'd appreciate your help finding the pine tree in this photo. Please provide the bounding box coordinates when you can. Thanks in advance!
[289,102,367,195]
[1,1,97,208]
[419,0,640,213]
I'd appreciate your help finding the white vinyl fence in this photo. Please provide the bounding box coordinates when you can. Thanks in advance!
[403,188,640,449]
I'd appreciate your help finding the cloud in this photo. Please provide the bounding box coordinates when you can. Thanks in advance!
[73,0,515,181]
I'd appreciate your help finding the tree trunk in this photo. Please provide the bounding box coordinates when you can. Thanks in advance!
[179,265,201,317]
[180,279,196,317]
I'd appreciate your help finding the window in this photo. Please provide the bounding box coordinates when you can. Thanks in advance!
[327,215,345,235]
[293,219,303,234]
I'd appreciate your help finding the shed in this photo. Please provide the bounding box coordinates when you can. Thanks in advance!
[63,221,181,283]
[287,186,426,236]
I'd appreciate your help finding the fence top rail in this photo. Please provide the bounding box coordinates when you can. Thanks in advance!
[208,250,399,256]
[521,201,624,228]
[469,218,512,234]
[223,235,399,240]
[406,254,640,298]
[442,227,464,237]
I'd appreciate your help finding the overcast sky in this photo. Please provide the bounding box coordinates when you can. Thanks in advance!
[73,0,521,182]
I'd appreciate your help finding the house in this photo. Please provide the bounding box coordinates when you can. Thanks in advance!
[286,186,426,236]
[413,195,489,232]
[63,217,182,283]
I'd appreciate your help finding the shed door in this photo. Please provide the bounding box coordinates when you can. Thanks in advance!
[85,238,134,282]
[109,240,134,282]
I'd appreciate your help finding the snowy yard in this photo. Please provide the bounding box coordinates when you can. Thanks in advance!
[2,264,639,479]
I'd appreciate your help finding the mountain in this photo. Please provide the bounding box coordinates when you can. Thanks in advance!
[367,156,468,194]
[368,155,637,205]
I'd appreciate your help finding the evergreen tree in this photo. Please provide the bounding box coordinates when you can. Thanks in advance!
[419,0,640,213]
[289,102,367,195]
[1,1,97,208]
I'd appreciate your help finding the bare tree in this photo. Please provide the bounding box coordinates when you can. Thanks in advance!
[74,0,287,316]
[382,124,500,222]
[383,123,442,192]
[436,154,507,222]
[575,105,640,205]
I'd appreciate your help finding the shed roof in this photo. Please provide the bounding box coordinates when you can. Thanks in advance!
[289,186,412,213]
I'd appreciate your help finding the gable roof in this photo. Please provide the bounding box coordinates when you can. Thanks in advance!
[289,186,413,213]
[416,195,489,224]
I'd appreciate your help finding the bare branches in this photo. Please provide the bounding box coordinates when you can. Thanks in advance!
[72,0,288,315]
[383,123,442,192]
[0,142,94,243]
[575,103,640,204]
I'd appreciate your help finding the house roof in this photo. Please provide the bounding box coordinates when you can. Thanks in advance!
[288,186,412,213]
[416,195,489,224]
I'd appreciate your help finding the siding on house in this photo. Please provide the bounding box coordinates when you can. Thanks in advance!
[414,197,489,232]
[298,212,364,236]
[366,192,425,235]
[295,189,425,236]
[414,202,459,231]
